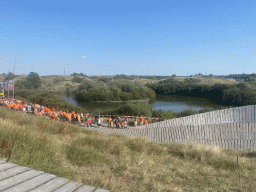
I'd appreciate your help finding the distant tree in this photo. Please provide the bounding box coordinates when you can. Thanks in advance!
[209,74,214,77]
[5,72,17,80]
[113,74,132,80]
[172,74,176,77]
[79,73,87,77]
[26,72,41,89]
[198,73,203,76]
[71,73,79,76]
[72,76,83,83]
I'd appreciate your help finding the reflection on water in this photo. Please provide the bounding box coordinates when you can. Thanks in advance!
[59,93,225,113]
[149,95,223,112]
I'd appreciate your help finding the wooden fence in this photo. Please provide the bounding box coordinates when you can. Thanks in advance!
[83,105,256,152]
[131,105,256,129]
[85,123,256,152]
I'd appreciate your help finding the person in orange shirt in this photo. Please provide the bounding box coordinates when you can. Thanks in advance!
[144,118,148,125]
[39,111,43,117]
[121,121,124,129]
[20,104,23,112]
[10,102,14,109]
[140,115,144,125]
[72,113,77,124]
[15,104,19,111]
[49,111,53,119]
[67,113,72,124]
[7,103,11,110]
[108,116,112,127]
[34,108,38,116]
[54,112,58,121]
[77,113,81,125]
[17,103,21,111]
[134,119,137,127]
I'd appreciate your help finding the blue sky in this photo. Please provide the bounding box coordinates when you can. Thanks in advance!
[1,0,256,76]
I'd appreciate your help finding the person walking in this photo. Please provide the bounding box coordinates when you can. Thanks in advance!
[95,113,98,124]
[77,113,81,125]
[134,119,137,127]
[124,119,127,129]
[108,116,112,127]
[144,118,148,125]
[80,112,83,123]
[140,115,144,125]
[97,116,101,128]
[100,117,104,128]
[87,116,91,128]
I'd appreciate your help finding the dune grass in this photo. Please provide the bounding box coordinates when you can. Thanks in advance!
[0,106,256,191]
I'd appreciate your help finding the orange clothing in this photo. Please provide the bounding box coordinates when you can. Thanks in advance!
[134,120,137,126]
[140,116,144,122]
[67,113,71,119]
[108,118,112,123]
[39,112,43,117]
[121,122,124,127]
[145,119,148,125]
[77,114,80,121]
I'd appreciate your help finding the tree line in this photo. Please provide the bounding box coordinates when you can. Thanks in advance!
[74,78,156,102]
[146,77,256,107]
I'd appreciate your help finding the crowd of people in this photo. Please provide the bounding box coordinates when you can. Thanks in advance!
[0,96,157,129]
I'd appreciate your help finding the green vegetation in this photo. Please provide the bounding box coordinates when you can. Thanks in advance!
[146,77,256,107]
[14,72,42,90]
[4,72,19,80]
[105,101,153,117]
[14,90,86,113]
[1,106,256,191]
[72,76,84,83]
[74,78,155,102]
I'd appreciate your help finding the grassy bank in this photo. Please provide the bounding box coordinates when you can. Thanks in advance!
[1,106,256,191]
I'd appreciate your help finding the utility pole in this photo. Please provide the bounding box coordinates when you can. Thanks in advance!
[14,61,16,98]
[13,61,16,73]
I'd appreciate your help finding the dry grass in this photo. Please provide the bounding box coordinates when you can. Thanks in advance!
[1,106,256,191]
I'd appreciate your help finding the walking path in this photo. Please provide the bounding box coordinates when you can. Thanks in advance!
[0,160,109,192]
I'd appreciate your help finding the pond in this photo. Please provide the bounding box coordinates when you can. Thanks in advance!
[59,93,225,114]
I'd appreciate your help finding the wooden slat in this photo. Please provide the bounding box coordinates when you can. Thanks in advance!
[0,170,44,191]
[75,185,97,192]
[0,162,18,174]
[4,173,56,192]
[0,166,30,181]
[53,181,83,192]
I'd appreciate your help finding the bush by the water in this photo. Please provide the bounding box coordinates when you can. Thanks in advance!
[74,79,155,102]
